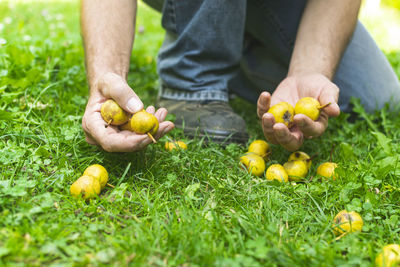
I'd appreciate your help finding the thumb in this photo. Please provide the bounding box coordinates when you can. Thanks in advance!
[257,91,271,119]
[319,83,340,118]
[99,72,144,113]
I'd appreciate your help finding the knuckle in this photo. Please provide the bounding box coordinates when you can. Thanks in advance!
[101,72,117,85]
[101,143,114,153]
[97,72,121,96]
[110,84,132,103]
[85,136,97,145]
[334,84,340,93]
[81,117,89,132]
[96,74,108,90]
[287,145,299,152]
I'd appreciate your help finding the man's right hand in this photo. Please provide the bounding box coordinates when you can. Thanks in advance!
[82,72,175,152]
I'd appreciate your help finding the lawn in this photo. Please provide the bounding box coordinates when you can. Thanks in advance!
[1,1,400,266]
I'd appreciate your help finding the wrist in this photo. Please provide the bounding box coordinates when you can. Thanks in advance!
[85,56,130,88]
[87,68,128,90]
[288,63,334,80]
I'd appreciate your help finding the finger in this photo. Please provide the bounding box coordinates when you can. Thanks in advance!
[105,133,153,152]
[154,108,174,139]
[319,83,340,117]
[273,123,303,151]
[294,113,328,137]
[154,108,168,122]
[85,133,99,146]
[99,72,144,114]
[262,113,278,144]
[257,92,271,119]
[87,111,152,152]
[82,109,100,145]
[101,129,153,152]
[146,105,156,114]
[154,121,175,140]
[153,108,175,139]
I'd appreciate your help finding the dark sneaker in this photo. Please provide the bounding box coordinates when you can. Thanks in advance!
[157,98,249,144]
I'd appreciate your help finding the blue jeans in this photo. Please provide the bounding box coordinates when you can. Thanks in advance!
[143,0,400,112]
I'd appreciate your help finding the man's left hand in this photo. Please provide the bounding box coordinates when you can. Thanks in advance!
[257,73,340,151]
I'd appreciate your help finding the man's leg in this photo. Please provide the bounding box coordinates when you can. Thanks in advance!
[234,0,400,113]
[143,0,249,144]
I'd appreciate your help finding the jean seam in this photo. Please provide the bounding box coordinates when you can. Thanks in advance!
[254,0,295,48]
[160,82,229,94]
[160,85,229,101]
[166,0,177,34]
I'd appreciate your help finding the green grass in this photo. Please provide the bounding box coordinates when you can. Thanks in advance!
[1,1,400,266]
[360,3,400,53]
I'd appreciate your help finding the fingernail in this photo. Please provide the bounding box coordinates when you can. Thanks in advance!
[126,98,142,113]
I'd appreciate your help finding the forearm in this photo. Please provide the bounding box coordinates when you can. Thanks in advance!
[288,0,361,79]
[80,0,137,88]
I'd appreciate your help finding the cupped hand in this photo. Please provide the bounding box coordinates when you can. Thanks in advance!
[257,73,340,151]
[82,72,174,152]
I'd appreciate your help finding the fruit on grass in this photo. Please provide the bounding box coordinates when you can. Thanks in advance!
[267,102,294,127]
[100,99,129,126]
[240,153,266,177]
[317,162,338,180]
[332,210,363,236]
[375,244,400,267]
[283,160,308,182]
[70,175,101,200]
[288,151,312,169]
[83,164,108,189]
[130,110,159,143]
[266,164,288,182]
[248,139,270,159]
[294,97,330,121]
[165,141,187,151]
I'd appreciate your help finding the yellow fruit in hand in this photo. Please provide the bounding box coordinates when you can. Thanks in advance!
[317,162,338,180]
[120,119,134,131]
[294,97,330,121]
[101,99,130,126]
[130,110,159,135]
[70,175,101,200]
[267,102,294,127]
[83,164,108,189]
[288,151,312,169]
[248,140,270,159]
[240,153,266,177]
[283,160,308,182]
[375,244,400,267]
[332,210,363,236]
[165,141,187,151]
[266,164,288,182]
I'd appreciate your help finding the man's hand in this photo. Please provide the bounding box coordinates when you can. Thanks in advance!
[82,72,174,152]
[255,0,360,151]
[257,73,340,151]
[80,0,174,152]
